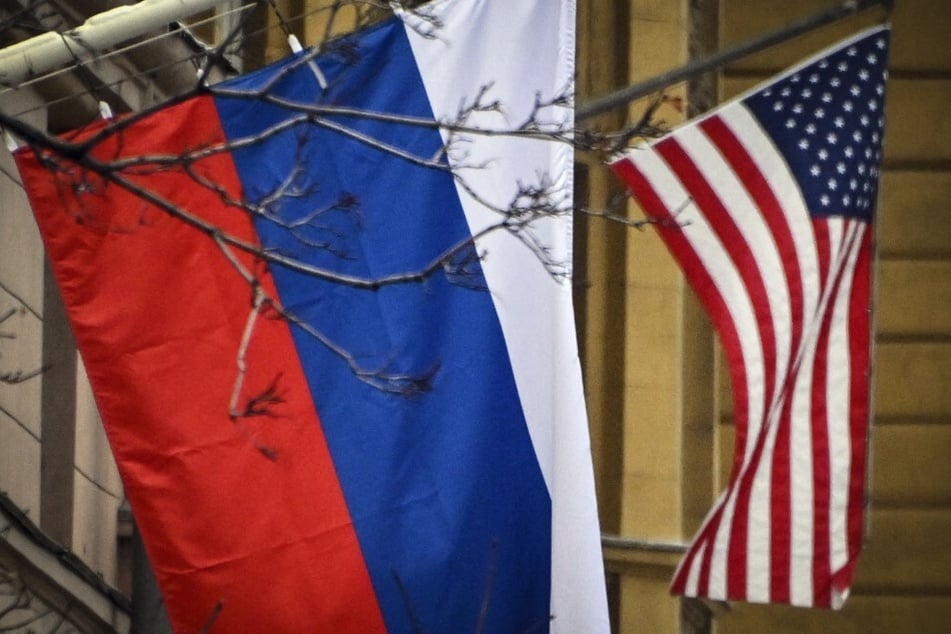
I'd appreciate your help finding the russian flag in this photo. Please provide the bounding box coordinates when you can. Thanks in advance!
[14,0,607,631]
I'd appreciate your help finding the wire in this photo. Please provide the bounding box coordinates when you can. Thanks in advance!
[0,2,266,118]
[576,0,891,120]
[1,1,389,120]
[264,0,294,39]
[0,2,256,99]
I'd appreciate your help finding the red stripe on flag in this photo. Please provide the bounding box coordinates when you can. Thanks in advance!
[699,117,809,604]
[655,134,789,600]
[834,228,872,600]
[813,222,832,300]
[15,96,385,632]
[809,221,862,607]
[611,157,744,598]
[698,118,806,342]
[611,27,884,607]
[809,293,833,607]
[612,107,875,608]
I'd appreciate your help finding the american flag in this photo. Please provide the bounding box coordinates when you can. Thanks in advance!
[611,25,889,608]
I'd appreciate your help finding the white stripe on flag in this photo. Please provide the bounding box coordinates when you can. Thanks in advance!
[677,122,787,453]
[685,541,705,596]
[610,26,884,609]
[672,121,783,603]
[721,107,825,606]
[827,223,865,577]
[624,104,872,605]
[402,0,608,630]
[623,141,761,602]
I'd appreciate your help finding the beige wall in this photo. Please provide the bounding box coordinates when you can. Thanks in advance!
[717,0,951,631]
[0,99,45,524]
[577,1,713,631]
[0,87,124,588]
[73,360,124,585]
[579,0,951,631]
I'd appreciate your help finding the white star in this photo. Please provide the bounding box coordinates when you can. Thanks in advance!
[876,84,885,96]
[822,92,833,103]
[843,101,854,112]
[820,60,830,69]
[853,130,863,142]
[838,61,849,72]
[774,101,784,111]
[815,107,826,118]
[811,165,822,176]
[830,77,841,87]
[799,138,810,149]
[827,132,838,144]
[819,149,830,160]
[821,194,831,206]
[868,99,878,111]
[877,38,886,49]
[834,117,845,128]
[791,73,801,83]
[867,53,878,64]
[860,114,870,127]
[851,85,861,96]
[859,69,870,81]
[850,178,859,190]
[781,86,792,97]
[844,146,855,158]
[837,162,847,174]
[847,46,858,57]
[828,178,838,191]
[806,123,817,135]
[843,194,852,206]
[786,119,796,129]
[858,163,867,175]
[793,103,804,114]
[802,88,813,98]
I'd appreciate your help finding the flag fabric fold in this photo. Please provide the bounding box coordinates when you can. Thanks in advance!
[15,0,608,631]
[611,25,889,609]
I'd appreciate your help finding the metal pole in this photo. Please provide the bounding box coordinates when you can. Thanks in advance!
[0,0,224,88]
[576,0,893,121]
[601,533,688,554]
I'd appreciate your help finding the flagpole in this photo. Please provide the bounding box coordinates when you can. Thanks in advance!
[0,0,224,89]
[576,0,893,121]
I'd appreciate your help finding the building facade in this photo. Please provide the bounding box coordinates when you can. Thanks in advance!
[577,0,951,631]
[0,2,236,630]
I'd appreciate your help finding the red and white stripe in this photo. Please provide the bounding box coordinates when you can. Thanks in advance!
[611,103,872,608]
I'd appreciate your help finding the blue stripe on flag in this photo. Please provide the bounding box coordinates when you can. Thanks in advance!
[214,18,552,633]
